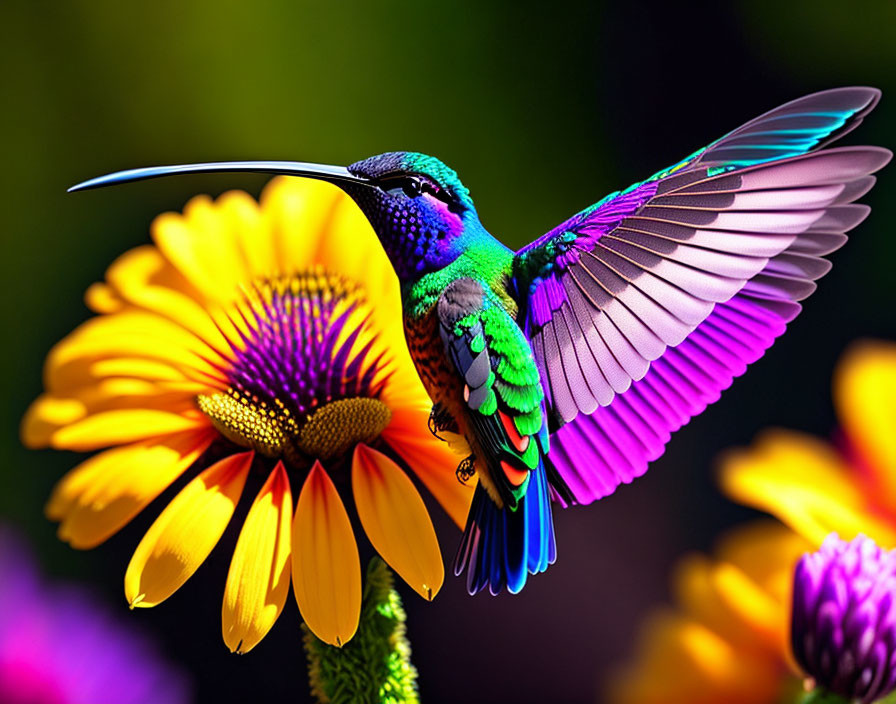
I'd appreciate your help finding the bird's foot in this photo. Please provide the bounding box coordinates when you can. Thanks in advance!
[456,454,476,485]
[428,403,458,441]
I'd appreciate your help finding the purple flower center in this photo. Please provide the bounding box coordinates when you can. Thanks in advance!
[792,534,896,704]
[197,270,392,465]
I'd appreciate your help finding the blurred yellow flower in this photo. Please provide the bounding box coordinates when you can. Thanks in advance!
[608,521,810,704]
[22,176,472,651]
[720,341,896,548]
[614,341,896,704]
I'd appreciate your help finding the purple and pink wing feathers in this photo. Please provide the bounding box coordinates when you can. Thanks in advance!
[515,87,891,506]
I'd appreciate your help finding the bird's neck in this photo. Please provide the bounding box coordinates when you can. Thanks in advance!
[402,240,517,320]
[343,185,488,282]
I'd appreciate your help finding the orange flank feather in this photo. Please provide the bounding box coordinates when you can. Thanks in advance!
[499,411,529,453]
[501,460,528,487]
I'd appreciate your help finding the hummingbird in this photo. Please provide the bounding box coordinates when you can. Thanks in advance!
[70,87,890,596]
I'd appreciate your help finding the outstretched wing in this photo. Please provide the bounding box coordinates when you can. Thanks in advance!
[513,87,890,506]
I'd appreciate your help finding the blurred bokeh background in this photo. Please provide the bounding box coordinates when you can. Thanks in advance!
[2,2,894,702]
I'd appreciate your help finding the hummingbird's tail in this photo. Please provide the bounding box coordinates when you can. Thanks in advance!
[454,459,556,595]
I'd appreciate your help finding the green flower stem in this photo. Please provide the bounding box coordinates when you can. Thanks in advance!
[303,557,420,704]
[796,685,896,704]
[796,686,850,704]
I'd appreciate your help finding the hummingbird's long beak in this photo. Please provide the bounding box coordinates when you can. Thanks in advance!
[68,161,372,193]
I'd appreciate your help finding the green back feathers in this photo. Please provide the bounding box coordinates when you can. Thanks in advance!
[468,304,543,436]
[437,277,546,506]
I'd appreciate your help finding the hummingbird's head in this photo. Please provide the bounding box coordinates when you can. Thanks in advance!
[68,150,482,280]
[342,151,480,278]
[347,152,474,213]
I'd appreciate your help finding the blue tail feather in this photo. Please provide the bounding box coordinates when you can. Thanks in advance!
[524,462,555,576]
[454,460,555,595]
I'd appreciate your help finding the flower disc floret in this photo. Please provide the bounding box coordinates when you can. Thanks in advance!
[792,534,896,704]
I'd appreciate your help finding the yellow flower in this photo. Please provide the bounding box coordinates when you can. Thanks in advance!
[612,341,896,704]
[22,177,473,651]
[720,340,896,548]
[608,521,810,704]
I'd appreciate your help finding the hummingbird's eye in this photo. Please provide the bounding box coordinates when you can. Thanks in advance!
[380,173,453,200]
[381,175,422,199]
[403,177,425,198]
[379,173,463,212]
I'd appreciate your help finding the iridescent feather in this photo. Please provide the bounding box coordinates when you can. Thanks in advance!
[514,87,889,506]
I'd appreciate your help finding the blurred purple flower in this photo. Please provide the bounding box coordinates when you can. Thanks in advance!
[0,526,190,704]
[792,534,896,704]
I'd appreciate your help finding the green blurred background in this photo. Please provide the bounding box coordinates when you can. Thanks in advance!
[2,2,894,702]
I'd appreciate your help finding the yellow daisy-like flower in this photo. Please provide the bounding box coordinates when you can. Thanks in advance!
[22,176,473,652]
[608,521,811,704]
[720,340,896,548]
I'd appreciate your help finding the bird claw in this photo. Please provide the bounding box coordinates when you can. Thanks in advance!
[456,455,476,484]
[428,404,457,441]
[427,412,442,440]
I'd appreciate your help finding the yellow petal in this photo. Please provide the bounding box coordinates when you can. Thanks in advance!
[21,395,87,449]
[313,193,382,282]
[352,444,443,600]
[105,244,229,352]
[84,282,124,313]
[311,190,412,372]
[835,340,896,512]
[607,611,783,704]
[152,195,251,304]
[223,462,292,654]
[22,378,202,450]
[674,555,783,657]
[49,428,214,549]
[68,378,197,412]
[667,521,810,678]
[125,451,252,608]
[260,177,342,277]
[217,190,274,282]
[377,354,433,411]
[713,521,811,603]
[712,521,810,675]
[87,357,201,385]
[105,243,205,299]
[45,310,223,393]
[291,461,360,647]
[49,408,209,452]
[105,244,181,292]
[382,410,474,529]
[38,355,200,406]
[718,429,896,547]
